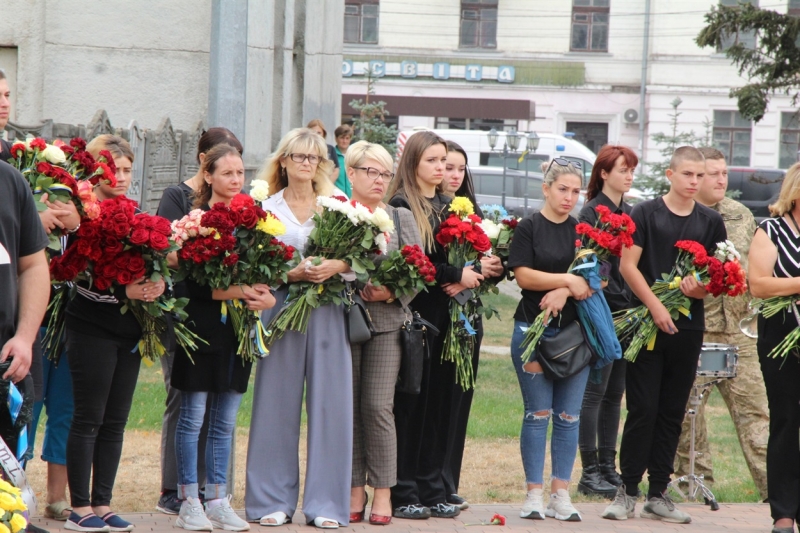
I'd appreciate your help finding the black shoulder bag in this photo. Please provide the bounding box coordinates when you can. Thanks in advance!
[392,208,441,394]
[346,282,375,345]
[536,320,597,381]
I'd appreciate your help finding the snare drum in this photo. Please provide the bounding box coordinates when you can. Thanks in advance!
[697,343,738,378]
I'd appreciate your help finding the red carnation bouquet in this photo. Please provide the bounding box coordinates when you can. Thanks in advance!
[435,198,492,390]
[45,196,203,362]
[370,244,437,299]
[614,239,747,361]
[10,137,116,249]
[263,195,393,348]
[173,194,295,362]
[519,205,636,363]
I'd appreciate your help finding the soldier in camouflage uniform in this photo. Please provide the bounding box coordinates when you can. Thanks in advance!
[673,147,769,499]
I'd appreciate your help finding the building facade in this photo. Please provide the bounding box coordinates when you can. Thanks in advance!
[342,0,799,169]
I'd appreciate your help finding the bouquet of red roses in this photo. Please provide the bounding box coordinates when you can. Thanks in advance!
[263,195,393,348]
[519,205,636,364]
[46,196,203,362]
[10,137,116,249]
[435,197,492,390]
[614,239,747,361]
[173,194,295,362]
[370,244,437,299]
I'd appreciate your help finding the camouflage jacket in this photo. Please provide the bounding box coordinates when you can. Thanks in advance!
[704,197,756,334]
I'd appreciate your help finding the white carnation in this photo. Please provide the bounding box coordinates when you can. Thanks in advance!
[480,219,501,240]
[42,144,67,165]
[375,232,388,255]
[249,179,270,202]
[371,208,394,233]
[714,239,740,262]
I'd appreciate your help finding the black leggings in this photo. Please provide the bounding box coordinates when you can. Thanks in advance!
[758,313,800,523]
[66,330,141,508]
[579,357,626,452]
[619,329,703,497]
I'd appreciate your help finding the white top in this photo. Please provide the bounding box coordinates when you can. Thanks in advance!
[262,189,356,281]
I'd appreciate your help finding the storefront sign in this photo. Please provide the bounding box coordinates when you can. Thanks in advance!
[342,60,515,84]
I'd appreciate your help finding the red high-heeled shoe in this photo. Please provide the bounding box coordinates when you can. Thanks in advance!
[350,491,369,523]
[368,513,392,525]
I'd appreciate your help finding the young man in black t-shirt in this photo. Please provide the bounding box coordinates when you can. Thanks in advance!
[602,147,727,524]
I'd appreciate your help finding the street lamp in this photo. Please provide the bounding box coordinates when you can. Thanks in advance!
[487,128,539,213]
[520,132,540,214]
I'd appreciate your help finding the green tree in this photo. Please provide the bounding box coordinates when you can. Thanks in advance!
[348,66,398,156]
[637,98,703,198]
[697,3,800,122]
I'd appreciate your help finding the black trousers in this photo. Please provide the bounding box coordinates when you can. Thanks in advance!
[757,313,800,522]
[442,319,483,496]
[619,329,703,496]
[66,329,141,508]
[579,357,626,452]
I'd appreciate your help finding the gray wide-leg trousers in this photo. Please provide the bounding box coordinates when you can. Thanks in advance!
[245,301,353,525]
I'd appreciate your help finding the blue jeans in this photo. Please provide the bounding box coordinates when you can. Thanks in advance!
[511,321,591,485]
[175,390,243,500]
[30,328,74,465]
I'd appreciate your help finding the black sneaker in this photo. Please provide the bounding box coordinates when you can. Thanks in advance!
[156,490,181,515]
[393,504,431,520]
[446,494,469,510]
[429,502,461,518]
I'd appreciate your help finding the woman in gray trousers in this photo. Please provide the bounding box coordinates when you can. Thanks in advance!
[245,128,353,529]
[345,141,423,526]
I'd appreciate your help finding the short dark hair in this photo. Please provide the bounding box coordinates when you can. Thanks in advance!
[197,127,243,163]
[334,125,352,139]
[698,146,725,161]
[669,146,705,170]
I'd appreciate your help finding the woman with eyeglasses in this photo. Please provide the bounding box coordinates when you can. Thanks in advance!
[438,141,504,510]
[345,141,423,526]
[507,159,592,522]
[245,128,354,530]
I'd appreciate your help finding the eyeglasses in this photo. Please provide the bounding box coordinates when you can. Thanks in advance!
[354,166,394,181]
[545,157,582,175]
[289,153,321,164]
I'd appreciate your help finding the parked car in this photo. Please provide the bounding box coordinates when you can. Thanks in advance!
[727,167,785,222]
[470,165,584,218]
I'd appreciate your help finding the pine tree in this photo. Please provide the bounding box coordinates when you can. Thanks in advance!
[348,66,398,157]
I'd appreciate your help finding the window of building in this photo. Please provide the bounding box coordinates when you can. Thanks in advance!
[718,0,758,50]
[434,117,516,131]
[779,112,800,168]
[713,110,752,166]
[459,0,498,49]
[344,1,379,44]
[570,0,610,52]
[789,0,800,16]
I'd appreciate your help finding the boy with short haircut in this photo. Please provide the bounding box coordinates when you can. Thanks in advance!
[602,146,726,524]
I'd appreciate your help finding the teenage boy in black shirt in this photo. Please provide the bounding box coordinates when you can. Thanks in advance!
[602,146,726,524]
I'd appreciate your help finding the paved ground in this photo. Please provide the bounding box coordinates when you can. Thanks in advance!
[32,503,772,533]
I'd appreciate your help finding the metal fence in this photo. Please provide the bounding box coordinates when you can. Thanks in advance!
[5,110,204,214]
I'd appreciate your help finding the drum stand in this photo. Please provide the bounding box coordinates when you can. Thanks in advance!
[668,379,722,511]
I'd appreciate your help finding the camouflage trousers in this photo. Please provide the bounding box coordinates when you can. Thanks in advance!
[673,333,769,499]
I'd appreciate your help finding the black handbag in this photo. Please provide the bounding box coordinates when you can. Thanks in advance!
[396,310,439,394]
[346,283,375,345]
[536,321,597,381]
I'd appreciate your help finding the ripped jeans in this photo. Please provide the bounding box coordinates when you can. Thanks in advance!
[511,321,591,485]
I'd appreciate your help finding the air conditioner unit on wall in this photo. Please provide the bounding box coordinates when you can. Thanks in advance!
[623,109,639,124]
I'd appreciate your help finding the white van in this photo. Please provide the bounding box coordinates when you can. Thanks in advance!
[396,128,597,187]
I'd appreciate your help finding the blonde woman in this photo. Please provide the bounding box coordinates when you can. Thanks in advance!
[245,128,352,529]
[345,141,423,526]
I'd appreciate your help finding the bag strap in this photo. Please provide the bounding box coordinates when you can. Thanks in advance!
[393,208,404,247]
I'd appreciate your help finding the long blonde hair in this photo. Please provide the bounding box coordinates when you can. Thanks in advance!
[386,131,447,250]
[255,128,335,198]
[769,162,800,216]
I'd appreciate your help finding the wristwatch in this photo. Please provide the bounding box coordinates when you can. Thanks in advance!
[386,296,396,304]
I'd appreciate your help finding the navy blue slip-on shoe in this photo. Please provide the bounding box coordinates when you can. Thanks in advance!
[101,513,133,532]
[64,512,110,532]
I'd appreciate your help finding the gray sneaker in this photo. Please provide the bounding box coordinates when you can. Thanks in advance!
[545,489,581,521]
[641,493,691,524]
[176,497,213,531]
[205,496,250,531]
[601,485,637,520]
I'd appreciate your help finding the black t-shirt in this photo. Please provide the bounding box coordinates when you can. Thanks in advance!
[157,182,194,222]
[579,191,633,312]
[0,160,49,347]
[507,212,579,326]
[629,197,727,331]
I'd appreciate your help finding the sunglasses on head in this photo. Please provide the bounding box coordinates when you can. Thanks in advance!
[545,157,582,175]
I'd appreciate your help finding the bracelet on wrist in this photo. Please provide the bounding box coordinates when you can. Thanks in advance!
[66,223,80,234]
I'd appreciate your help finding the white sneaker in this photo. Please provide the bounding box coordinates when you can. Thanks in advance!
[602,485,637,520]
[176,497,213,531]
[205,496,250,531]
[520,488,544,520]
[545,489,581,521]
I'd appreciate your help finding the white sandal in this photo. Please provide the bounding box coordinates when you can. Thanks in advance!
[312,517,339,529]
[258,512,290,527]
